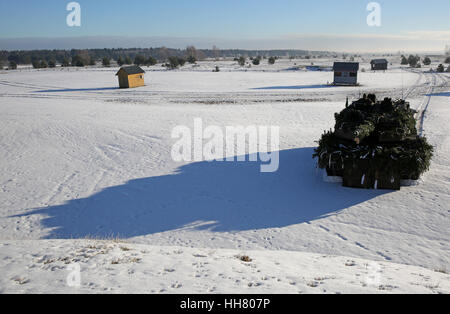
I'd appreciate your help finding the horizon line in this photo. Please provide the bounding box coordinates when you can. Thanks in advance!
[0,34,448,54]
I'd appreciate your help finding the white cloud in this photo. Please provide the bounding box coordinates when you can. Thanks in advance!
[1,31,448,53]
[404,30,450,41]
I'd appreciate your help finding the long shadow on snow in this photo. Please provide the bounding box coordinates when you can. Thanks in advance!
[15,148,390,239]
[426,92,450,97]
[252,84,335,90]
[34,87,119,93]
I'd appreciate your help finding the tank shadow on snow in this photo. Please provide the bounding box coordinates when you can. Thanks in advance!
[252,84,334,90]
[34,87,119,93]
[426,92,450,97]
[16,148,391,239]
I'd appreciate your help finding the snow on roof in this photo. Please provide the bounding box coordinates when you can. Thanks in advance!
[333,62,359,72]
[116,66,145,76]
[370,59,388,64]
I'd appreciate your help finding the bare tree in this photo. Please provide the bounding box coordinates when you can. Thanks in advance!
[212,45,220,61]
[186,46,198,59]
[160,46,170,61]
[196,50,206,61]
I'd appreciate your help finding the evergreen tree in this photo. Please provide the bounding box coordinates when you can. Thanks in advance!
[32,60,41,69]
[408,55,419,67]
[102,57,111,67]
[187,55,196,64]
[177,57,186,67]
[445,56,450,64]
[48,60,56,68]
[9,61,17,70]
[423,57,431,65]
[40,60,48,68]
[117,56,124,66]
[125,56,132,65]
[401,56,408,65]
[71,55,85,67]
[268,56,276,65]
[147,56,157,66]
[134,55,146,66]
[238,56,246,66]
[62,57,70,67]
[167,56,179,69]
[436,64,445,72]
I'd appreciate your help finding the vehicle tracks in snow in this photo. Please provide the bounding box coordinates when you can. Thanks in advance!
[403,69,426,100]
[415,72,448,136]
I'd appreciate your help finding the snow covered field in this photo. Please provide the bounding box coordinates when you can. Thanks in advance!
[0,60,449,293]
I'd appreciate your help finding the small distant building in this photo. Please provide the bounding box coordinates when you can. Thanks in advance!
[370,59,388,71]
[333,62,359,85]
[116,66,145,88]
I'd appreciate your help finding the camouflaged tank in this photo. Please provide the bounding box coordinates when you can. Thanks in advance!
[313,94,433,190]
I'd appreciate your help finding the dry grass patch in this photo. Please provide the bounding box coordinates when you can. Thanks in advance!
[237,255,253,263]
[434,268,448,274]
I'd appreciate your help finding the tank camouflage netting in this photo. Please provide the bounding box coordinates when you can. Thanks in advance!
[313,94,433,190]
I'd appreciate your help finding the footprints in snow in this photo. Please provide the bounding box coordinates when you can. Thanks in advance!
[317,224,393,261]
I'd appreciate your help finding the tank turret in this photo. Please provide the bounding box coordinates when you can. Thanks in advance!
[313,94,433,190]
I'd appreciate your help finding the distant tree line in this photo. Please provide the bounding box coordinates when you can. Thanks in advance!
[0,47,316,67]
[401,55,450,69]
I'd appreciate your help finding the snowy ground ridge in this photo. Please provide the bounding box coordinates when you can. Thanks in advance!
[0,240,448,294]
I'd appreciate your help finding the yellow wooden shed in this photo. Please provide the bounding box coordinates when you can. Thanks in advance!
[116,65,145,88]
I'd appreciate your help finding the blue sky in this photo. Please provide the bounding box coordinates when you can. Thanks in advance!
[0,0,449,51]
